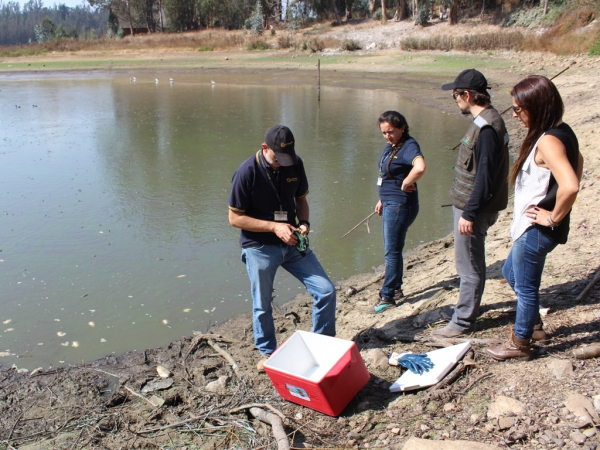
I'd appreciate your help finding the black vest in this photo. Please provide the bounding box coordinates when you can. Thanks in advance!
[450,106,509,212]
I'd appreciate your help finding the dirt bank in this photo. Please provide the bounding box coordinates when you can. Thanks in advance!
[1,40,600,449]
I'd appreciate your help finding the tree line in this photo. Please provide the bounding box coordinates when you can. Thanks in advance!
[0,0,107,45]
[0,0,512,46]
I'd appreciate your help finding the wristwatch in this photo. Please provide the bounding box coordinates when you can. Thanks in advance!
[298,220,310,232]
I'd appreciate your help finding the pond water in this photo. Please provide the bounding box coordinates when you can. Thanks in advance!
[0,73,465,369]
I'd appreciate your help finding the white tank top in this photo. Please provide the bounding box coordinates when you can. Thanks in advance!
[510,135,552,241]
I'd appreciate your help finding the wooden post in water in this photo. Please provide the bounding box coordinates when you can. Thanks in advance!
[317,59,321,102]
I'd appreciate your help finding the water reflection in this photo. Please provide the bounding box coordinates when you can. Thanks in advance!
[0,75,464,368]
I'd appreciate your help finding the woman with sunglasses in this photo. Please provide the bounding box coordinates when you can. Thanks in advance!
[367,111,426,314]
[487,75,583,361]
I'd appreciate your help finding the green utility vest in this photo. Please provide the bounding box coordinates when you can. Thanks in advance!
[450,105,509,212]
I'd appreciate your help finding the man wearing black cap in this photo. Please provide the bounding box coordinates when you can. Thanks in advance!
[433,69,509,337]
[228,125,336,372]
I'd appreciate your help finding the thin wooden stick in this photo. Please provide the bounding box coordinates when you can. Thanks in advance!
[230,403,286,421]
[576,268,600,302]
[249,407,290,450]
[192,331,241,377]
[123,386,158,408]
[341,211,377,239]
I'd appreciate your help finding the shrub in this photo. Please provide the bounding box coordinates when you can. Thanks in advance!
[372,8,394,20]
[589,33,600,55]
[198,45,213,51]
[302,37,324,52]
[247,38,271,50]
[278,34,294,49]
[341,38,361,51]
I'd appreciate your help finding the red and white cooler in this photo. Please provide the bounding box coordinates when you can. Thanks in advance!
[263,330,370,416]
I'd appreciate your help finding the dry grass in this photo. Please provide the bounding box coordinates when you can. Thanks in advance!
[0,29,247,55]
[400,31,525,52]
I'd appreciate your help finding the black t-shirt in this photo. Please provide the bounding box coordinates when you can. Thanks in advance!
[535,123,580,244]
[377,137,423,206]
[229,150,309,248]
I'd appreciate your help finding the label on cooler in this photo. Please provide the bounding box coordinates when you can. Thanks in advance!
[286,384,310,401]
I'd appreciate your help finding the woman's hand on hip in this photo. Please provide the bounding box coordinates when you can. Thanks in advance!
[401,181,416,192]
[525,206,552,226]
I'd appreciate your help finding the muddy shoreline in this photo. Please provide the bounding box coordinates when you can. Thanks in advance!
[1,50,599,449]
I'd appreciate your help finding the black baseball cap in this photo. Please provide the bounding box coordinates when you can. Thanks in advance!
[442,69,490,92]
[264,125,296,166]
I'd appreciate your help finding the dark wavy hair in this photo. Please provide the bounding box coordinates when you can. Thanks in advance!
[378,111,410,139]
[378,111,411,178]
[467,89,491,106]
[509,75,564,185]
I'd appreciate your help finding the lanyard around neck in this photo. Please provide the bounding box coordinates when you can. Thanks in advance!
[259,151,283,210]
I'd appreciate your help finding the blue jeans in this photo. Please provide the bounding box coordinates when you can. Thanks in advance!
[380,200,419,300]
[503,227,558,339]
[241,244,336,355]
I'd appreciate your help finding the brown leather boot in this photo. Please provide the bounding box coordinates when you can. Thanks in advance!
[486,328,532,361]
[532,320,548,343]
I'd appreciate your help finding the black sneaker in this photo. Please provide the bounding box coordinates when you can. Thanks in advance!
[366,296,396,314]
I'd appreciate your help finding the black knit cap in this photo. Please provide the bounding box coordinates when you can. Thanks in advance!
[264,125,296,166]
[442,69,490,92]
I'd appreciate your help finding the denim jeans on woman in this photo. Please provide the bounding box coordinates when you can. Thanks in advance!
[241,244,336,356]
[502,226,558,340]
[380,200,419,300]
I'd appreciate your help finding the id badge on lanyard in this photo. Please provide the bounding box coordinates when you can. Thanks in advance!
[274,210,288,221]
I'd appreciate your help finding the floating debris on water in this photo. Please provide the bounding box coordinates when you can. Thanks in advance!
[183,308,191,313]
[38,343,43,345]
[100,338,106,342]
[0,351,12,357]
[177,274,186,278]
[128,295,133,298]
[54,319,60,322]
[71,341,79,347]
[2,319,11,324]
[82,294,88,298]
[162,319,168,325]
[90,310,96,313]
[88,321,95,327]
[61,341,69,346]
[156,365,171,378]
[204,309,210,313]
[57,331,66,337]
[5,328,14,332]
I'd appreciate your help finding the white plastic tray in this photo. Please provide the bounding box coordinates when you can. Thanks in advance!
[389,341,471,392]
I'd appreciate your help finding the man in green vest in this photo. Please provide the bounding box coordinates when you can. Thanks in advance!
[433,69,509,337]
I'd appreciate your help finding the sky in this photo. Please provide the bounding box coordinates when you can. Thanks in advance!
[17,0,91,9]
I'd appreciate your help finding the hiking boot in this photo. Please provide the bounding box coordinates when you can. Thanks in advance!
[486,328,532,361]
[393,289,405,301]
[256,355,271,373]
[431,324,468,338]
[366,296,396,314]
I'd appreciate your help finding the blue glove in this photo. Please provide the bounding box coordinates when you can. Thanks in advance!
[397,354,434,375]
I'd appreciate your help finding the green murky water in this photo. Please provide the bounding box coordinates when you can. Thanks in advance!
[0,73,464,369]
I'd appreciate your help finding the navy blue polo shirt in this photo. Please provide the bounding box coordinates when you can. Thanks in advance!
[229,150,309,248]
[377,137,423,205]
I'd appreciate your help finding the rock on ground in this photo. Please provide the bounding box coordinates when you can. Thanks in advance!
[402,437,502,449]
